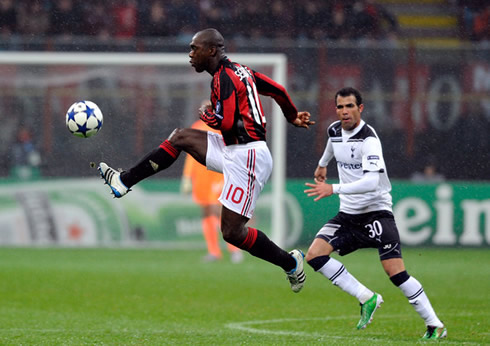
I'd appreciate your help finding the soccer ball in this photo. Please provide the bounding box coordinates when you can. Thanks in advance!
[66,100,103,138]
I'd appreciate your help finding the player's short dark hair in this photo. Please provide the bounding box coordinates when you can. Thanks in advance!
[198,28,225,51]
[335,87,363,106]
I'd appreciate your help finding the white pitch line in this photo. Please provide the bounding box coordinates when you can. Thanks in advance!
[0,313,487,344]
[226,316,359,340]
[225,314,486,344]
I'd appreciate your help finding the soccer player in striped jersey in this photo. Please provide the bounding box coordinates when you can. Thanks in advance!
[98,28,314,292]
[304,87,446,340]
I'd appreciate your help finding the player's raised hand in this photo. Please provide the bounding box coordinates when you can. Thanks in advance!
[292,111,315,129]
[199,100,212,115]
[199,101,222,128]
[304,180,333,201]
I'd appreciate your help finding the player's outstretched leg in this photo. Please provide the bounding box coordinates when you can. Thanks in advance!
[286,249,306,293]
[98,129,206,197]
[98,162,130,198]
[357,292,384,329]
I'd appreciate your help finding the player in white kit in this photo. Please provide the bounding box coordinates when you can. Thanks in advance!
[304,87,446,340]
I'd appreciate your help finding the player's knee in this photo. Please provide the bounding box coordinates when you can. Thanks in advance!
[168,128,207,159]
[220,227,231,242]
[306,255,331,271]
[305,238,333,262]
[221,231,240,247]
[305,250,318,263]
[389,270,410,287]
[220,225,240,246]
[167,128,186,146]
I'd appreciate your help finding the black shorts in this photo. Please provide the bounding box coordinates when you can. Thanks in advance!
[315,210,402,260]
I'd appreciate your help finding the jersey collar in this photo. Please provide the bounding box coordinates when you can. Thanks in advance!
[342,119,365,137]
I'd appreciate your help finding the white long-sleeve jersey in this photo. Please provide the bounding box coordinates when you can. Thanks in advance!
[319,120,393,214]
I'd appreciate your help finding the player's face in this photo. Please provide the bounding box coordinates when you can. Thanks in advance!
[189,34,210,73]
[335,95,363,131]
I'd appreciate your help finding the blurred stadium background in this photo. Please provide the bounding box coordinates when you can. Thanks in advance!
[0,0,488,249]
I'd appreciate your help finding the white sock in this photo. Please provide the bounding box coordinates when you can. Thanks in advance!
[318,257,373,304]
[398,276,443,327]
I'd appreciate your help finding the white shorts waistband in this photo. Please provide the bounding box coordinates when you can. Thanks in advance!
[225,141,267,151]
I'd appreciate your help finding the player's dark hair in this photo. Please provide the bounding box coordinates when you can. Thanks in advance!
[198,28,225,52]
[335,87,363,106]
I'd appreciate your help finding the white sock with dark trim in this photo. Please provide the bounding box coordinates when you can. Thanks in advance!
[318,257,373,304]
[398,276,443,327]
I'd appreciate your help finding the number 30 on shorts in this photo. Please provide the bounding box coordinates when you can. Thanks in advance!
[365,220,383,238]
[225,184,244,204]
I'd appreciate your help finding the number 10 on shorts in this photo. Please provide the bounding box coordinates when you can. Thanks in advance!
[225,184,244,204]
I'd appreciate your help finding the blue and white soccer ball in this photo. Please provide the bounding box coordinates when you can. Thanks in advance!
[66,100,103,138]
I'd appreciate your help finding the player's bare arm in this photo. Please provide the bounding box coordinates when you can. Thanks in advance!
[304,180,334,201]
[292,111,315,128]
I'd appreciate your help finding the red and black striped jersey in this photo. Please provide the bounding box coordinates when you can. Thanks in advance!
[204,57,298,146]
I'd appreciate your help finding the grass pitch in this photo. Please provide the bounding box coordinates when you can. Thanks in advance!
[0,247,488,345]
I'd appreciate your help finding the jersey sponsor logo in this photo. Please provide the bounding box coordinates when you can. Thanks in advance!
[338,161,362,170]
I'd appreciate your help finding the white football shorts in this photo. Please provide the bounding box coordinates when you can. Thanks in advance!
[206,131,272,218]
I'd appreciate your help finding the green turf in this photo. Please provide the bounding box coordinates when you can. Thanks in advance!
[0,247,488,345]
